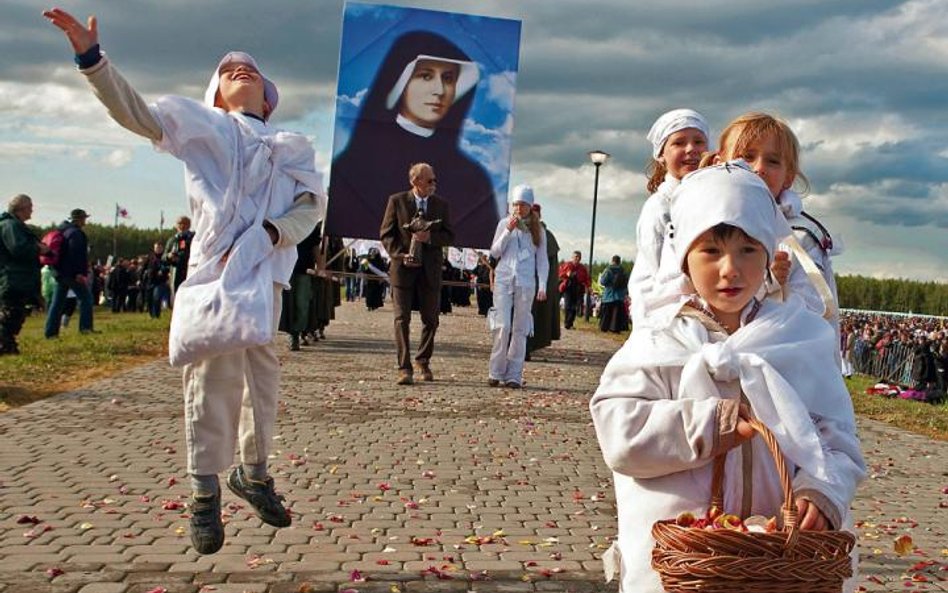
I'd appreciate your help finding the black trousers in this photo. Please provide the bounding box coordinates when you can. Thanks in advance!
[0,289,29,352]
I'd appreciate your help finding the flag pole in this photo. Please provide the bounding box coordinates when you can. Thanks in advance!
[113,202,118,260]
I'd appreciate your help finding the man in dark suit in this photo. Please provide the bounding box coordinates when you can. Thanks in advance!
[380,163,455,385]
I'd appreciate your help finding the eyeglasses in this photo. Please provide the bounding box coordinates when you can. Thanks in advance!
[427,178,437,185]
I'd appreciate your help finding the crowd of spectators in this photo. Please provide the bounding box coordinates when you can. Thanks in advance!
[841,310,947,401]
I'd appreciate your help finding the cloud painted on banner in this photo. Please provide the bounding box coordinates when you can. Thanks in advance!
[486,70,517,112]
[461,116,512,198]
[337,88,368,109]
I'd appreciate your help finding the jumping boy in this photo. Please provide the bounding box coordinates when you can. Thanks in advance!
[45,8,326,554]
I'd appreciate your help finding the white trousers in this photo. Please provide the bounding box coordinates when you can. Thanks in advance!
[489,282,534,384]
[182,285,282,475]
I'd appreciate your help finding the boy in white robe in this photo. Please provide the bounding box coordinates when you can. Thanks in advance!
[45,8,326,554]
[590,162,865,593]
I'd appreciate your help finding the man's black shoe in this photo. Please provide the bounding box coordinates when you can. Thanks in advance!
[226,466,291,528]
[189,488,224,554]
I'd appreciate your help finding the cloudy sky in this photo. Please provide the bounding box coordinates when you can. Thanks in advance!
[2,0,946,281]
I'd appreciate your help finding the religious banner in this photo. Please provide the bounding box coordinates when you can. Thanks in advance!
[327,2,522,248]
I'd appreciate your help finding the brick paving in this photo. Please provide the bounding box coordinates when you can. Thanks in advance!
[1,301,946,593]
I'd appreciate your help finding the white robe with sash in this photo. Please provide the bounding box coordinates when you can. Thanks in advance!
[590,296,866,593]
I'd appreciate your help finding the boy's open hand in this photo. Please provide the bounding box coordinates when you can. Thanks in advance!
[43,8,98,55]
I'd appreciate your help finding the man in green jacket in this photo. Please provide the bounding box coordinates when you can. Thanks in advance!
[0,194,47,355]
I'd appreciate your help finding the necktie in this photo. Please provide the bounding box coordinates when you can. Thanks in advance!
[418,200,426,216]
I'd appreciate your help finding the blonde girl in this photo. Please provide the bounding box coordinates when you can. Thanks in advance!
[717,112,842,352]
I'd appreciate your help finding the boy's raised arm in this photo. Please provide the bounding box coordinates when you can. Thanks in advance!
[43,7,162,142]
[43,8,97,55]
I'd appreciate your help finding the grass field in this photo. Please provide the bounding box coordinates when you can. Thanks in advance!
[3,308,946,440]
[0,307,170,411]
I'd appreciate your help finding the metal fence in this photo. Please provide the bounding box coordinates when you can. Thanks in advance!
[850,338,917,385]
[849,338,947,403]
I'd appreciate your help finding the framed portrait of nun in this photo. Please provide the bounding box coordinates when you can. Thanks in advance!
[327,2,522,248]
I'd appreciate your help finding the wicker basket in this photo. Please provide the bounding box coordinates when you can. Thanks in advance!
[651,420,855,593]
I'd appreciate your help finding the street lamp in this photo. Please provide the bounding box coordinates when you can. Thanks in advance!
[585,150,610,322]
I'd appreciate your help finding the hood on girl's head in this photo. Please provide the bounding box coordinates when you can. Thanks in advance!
[203,51,279,120]
[510,184,535,206]
[671,160,780,271]
[647,108,710,158]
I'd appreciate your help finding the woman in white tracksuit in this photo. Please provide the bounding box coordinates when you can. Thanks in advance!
[488,185,549,388]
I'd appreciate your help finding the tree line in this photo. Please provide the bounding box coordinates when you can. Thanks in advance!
[835,274,947,317]
[587,260,947,317]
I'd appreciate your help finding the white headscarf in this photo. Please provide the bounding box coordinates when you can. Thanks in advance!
[509,184,535,205]
[647,108,710,158]
[204,51,279,121]
[671,160,782,271]
[385,54,480,111]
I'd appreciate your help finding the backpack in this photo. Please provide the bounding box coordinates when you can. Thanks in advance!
[39,228,65,267]
[610,267,627,290]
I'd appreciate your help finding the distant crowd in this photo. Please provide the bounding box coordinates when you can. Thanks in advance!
[841,310,947,400]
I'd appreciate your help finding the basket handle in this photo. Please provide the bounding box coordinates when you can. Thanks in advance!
[709,419,799,553]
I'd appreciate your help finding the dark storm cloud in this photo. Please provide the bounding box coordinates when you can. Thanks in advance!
[7,0,948,237]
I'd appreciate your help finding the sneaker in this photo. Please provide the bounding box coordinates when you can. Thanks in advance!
[226,466,291,528]
[487,378,500,387]
[189,489,224,554]
[504,381,522,389]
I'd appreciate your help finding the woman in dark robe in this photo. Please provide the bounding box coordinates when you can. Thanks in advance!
[328,30,499,248]
[527,209,561,356]
[361,248,388,311]
[473,253,493,316]
[279,225,320,349]
[440,259,454,314]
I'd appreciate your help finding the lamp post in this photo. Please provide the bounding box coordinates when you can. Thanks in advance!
[585,150,610,322]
